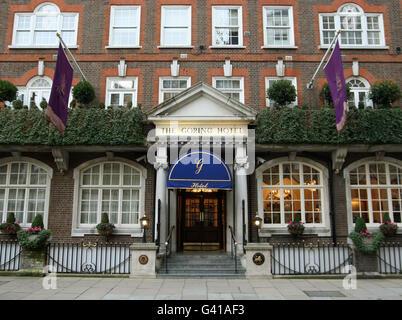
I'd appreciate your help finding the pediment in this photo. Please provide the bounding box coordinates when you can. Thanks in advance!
[146,82,257,122]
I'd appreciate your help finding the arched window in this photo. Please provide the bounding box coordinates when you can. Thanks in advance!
[319,3,385,48]
[345,158,402,229]
[15,76,73,109]
[256,158,330,235]
[72,158,147,237]
[0,158,52,227]
[12,3,79,48]
[346,77,373,109]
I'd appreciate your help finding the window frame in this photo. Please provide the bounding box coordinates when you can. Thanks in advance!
[265,77,298,107]
[211,6,244,48]
[318,4,386,49]
[346,77,373,109]
[10,3,79,49]
[212,77,245,103]
[256,157,331,236]
[107,5,141,48]
[262,6,296,49]
[0,157,53,229]
[158,76,191,104]
[105,77,138,108]
[159,5,192,48]
[344,157,402,233]
[72,157,147,237]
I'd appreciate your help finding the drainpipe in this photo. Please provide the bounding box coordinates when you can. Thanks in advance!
[328,157,337,245]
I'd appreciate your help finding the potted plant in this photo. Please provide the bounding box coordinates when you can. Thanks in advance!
[348,217,383,254]
[17,214,51,250]
[0,79,18,109]
[0,212,21,235]
[72,81,95,107]
[379,212,398,236]
[96,213,115,237]
[266,79,297,108]
[287,217,305,236]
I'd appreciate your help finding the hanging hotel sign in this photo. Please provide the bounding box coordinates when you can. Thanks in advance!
[167,151,232,189]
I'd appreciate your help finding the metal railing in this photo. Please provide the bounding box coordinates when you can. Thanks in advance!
[47,242,131,274]
[228,225,238,273]
[271,241,352,275]
[378,242,402,274]
[164,226,175,274]
[0,240,21,271]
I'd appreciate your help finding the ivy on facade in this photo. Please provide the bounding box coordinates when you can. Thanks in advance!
[0,107,145,146]
[255,107,402,145]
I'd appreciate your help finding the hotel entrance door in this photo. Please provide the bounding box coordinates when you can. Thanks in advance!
[179,190,225,251]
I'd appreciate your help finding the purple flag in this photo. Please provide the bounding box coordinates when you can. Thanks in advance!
[45,43,73,136]
[324,40,347,133]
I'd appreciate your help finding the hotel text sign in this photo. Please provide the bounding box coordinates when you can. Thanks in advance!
[156,124,248,136]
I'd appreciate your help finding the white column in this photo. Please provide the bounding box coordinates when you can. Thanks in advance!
[234,144,249,255]
[154,145,168,251]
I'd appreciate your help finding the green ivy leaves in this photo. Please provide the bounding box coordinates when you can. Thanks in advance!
[256,108,402,145]
[0,108,145,146]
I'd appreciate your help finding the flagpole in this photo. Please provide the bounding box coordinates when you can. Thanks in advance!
[306,30,341,89]
[56,33,88,82]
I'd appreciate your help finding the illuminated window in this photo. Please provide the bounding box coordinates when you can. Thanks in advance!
[346,160,402,225]
[256,159,329,231]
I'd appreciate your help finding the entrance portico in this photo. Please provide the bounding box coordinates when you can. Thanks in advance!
[146,82,257,254]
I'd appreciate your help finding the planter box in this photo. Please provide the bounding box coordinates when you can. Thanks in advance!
[18,248,47,275]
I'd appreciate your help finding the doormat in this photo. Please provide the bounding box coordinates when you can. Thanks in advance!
[303,291,346,297]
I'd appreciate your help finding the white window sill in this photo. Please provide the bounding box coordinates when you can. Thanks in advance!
[157,45,194,49]
[209,45,246,49]
[260,225,331,237]
[318,45,389,50]
[106,45,142,49]
[261,46,298,49]
[72,227,143,238]
[9,45,79,49]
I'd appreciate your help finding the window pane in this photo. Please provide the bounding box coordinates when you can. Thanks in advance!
[215,8,238,26]
[0,165,7,185]
[34,31,57,45]
[16,31,30,45]
[35,16,57,29]
[164,8,189,26]
[62,15,76,29]
[18,16,31,29]
[112,28,137,46]
[163,28,188,45]
[113,8,138,27]
[215,28,239,45]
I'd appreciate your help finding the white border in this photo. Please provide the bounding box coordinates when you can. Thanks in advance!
[343,156,402,234]
[71,157,147,237]
[256,157,331,237]
[0,156,53,229]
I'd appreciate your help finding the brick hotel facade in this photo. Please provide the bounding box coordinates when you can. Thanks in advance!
[0,0,401,275]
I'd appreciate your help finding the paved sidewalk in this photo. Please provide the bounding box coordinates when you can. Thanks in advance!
[0,276,401,300]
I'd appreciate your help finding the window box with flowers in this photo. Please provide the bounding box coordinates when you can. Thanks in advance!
[96,213,116,237]
[17,214,51,250]
[287,218,305,236]
[379,212,398,236]
[0,212,21,235]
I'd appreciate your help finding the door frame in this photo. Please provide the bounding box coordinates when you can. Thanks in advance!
[177,189,226,252]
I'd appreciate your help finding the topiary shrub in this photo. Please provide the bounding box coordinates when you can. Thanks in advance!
[39,98,47,110]
[266,79,297,107]
[349,217,384,254]
[17,214,51,250]
[369,80,401,109]
[12,99,23,110]
[0,80,18,105]
[319,82,352,107]
[96,212,115,237]
[72,81,95,107]
[31,214,44,229]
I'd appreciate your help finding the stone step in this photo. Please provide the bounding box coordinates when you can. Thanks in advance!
[157,273,246,279]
